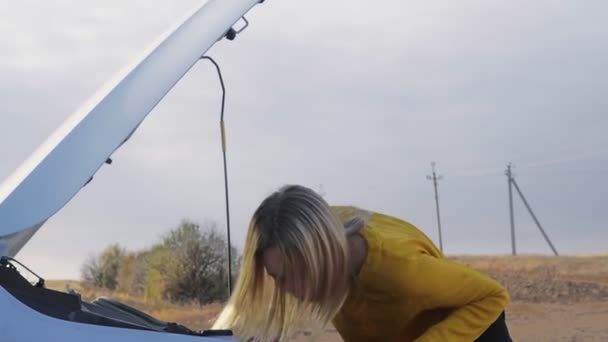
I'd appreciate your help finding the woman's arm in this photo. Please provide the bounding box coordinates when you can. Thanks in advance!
[390,254,510,342]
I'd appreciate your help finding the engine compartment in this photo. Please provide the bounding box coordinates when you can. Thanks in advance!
[0,257,231,338]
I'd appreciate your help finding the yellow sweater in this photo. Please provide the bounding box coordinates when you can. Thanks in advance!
[332,207,509,342]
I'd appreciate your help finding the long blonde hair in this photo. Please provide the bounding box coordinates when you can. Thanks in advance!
[212,185,361,341]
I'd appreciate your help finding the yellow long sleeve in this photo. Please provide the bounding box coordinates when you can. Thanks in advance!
[381,254,510,341]
[331,207,510,342]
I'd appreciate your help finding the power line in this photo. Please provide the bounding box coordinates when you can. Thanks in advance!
[450,151,608,178]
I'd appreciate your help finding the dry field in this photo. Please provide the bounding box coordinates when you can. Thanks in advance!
[47,255,608,341]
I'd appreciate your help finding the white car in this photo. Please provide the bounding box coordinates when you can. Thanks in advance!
[0,0,265,340]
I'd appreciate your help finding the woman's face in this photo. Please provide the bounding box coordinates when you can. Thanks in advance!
[262,246,313,301]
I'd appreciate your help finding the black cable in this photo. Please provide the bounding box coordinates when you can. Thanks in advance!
[200,56,233,297]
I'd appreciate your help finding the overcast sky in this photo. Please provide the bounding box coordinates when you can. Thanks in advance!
[1,0,607,279]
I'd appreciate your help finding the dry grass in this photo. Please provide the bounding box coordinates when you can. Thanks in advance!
[452,255,608,303]
[46,255,608,340]
[45,280,222,330]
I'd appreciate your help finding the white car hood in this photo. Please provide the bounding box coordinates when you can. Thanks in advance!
[0,0,263,257]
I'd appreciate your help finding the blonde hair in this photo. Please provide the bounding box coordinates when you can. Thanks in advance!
[212,185,362,341]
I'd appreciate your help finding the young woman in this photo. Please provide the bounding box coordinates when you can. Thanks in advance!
[213,185,512,342]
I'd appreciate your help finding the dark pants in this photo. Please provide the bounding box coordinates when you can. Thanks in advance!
[475,311,512,342]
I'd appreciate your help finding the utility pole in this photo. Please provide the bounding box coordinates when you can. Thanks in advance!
[426,162,444,253]
[505,163,559,256]
[511,178,559,256]
[505,163,516,255]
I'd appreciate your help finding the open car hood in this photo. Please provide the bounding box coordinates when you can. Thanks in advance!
[0,0,263,257]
